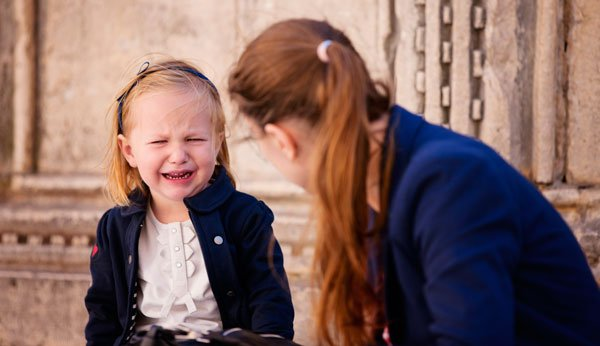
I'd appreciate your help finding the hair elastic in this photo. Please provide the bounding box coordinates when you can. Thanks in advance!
[317,40,332,63]
[116,62,218,134]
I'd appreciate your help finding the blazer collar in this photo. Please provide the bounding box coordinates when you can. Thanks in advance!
[386,105,426,194]
[183,166,234,214]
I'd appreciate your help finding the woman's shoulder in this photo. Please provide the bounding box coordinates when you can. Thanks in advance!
[393,123,528,210]
[409,132,507,180]
[390,105,507,173]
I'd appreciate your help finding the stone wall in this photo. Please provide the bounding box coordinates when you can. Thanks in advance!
[1,1,599,345]
[0,0,15,178]
[566,0,600,185]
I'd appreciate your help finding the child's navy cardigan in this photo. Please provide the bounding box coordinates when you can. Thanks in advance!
[84,168,294,345]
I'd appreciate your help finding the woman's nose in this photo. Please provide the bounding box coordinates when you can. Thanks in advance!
[168,144,189,164]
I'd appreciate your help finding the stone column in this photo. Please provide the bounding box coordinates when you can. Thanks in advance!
[423,0,445,125]
[532,0,560,184]
[11,0,36,176]
[0,0,16,178]
[566,0,600,185]
[481,0,536,174]
[393,0,422,114]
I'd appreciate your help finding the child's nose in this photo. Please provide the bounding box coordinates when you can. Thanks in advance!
[168,145,189,164]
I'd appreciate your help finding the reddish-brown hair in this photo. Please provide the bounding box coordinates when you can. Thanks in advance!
[228,19,392,345]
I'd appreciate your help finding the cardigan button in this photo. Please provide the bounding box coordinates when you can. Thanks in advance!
[226,290,235,297]
[213,236,223,245]
[128,255,132,264]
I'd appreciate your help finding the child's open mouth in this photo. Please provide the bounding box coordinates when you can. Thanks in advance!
[162,171,193,180]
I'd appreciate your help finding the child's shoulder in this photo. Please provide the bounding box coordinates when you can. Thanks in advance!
[227,189,273,214]
[96,203,145,235]
[210,189,275,232]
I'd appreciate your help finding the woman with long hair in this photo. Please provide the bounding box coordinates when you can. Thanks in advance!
[228,18,600,346]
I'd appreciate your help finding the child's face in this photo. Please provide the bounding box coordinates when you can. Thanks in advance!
[118,87,221,209]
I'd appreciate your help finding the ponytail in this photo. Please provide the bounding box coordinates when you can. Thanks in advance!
[311,41,379,345]
[228,19,391,346]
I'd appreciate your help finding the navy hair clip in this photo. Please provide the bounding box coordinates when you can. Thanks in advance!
[116,62,218,134]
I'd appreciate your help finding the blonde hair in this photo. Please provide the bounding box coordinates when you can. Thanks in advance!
[106,59,234,205]
[229,19,392,345]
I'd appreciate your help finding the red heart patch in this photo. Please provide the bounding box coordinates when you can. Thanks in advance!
[91,244,99,258]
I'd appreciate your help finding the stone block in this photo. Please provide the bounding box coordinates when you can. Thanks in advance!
[566,0,600,184]
[289,276,316,345]
[481,0,535,174]
[556,207,582,232]
[580,188,600,206]
[542,186,581,207]
[579,233,599,267]
[0,274,89,346]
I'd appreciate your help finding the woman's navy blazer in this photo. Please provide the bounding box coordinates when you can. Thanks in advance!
[381,106,600,345]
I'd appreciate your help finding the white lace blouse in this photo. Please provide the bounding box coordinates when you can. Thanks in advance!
[135,207,222,334]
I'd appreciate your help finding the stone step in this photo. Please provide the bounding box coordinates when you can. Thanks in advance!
[0,201,312,244]
[10,173,310,202]
[0,182,314,275]
[0,245,92,273]
[0,201,106,238]
[6,174,314,242]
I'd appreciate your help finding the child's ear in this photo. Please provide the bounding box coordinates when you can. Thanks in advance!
[117,134,137,167]
[264,123,297,160]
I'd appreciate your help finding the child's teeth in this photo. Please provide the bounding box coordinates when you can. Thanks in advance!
[165,172,191,180]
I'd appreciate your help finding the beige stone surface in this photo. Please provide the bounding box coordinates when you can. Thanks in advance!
[33,0,393,187]
[3,1,600,345]
[11,0,36,175]
[36,0,237,174]
[0,0,14,175]
[481,0,536,174]
[392,0,421,114]
[531,0,559,184]
[233,0,391,79]
[0,273,314,345]
[566,0,600,184]
[449,0,476,136]
[423,0,444,125]
[0,275,89,346]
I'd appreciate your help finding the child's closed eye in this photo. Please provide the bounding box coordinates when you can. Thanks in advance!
[148,140,167,145]
[186,138,207,142]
